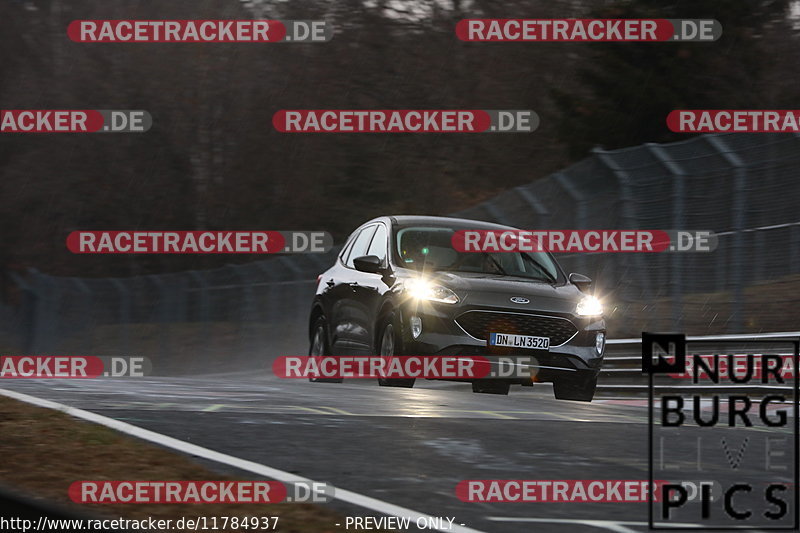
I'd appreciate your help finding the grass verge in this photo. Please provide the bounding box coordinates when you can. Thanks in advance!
[0,395,349,532]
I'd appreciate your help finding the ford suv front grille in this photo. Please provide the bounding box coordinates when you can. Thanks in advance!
[455,311,578,346]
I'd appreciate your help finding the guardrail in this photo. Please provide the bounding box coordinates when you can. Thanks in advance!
[597,332,800,399]
[608,331,800,345]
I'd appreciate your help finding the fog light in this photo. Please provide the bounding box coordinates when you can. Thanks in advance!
[410,316,422,339]
[595,332,606,354]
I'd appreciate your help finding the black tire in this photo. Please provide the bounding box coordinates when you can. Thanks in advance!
[376,312,415,388]
[472,380,511,395]
[308,316,342,383]
[553,373,597,402]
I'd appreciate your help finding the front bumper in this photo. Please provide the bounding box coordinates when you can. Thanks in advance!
[398,300,604,383]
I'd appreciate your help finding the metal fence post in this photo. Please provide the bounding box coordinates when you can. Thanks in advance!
[279,256,303,327]
[25,269,60,353]
[147,274,170,364]
[753,229,765,283]
[706,135,746,332]
[553,172,588,275]
[186,270,211,369]
[110,279,131,356]
[10,271,41,354]
[253,260,277,349]
[186,270,210,320]
[594,149,654,311]
[229,264,255,363]
[70,278,93,354]
[646,143,686,332]
[513,185,551,228]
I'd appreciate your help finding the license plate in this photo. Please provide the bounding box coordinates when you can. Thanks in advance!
[489,332,550,350]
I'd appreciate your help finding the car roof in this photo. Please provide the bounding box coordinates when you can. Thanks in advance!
[385,215,517,231]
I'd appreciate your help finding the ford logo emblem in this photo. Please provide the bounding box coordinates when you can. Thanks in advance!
[510,297,530,304]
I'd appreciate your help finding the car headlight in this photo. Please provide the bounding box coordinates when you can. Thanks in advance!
[576,295,603,316]
[406,278,459,304]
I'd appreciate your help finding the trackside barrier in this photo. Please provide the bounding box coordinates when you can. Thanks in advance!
[598,331,800,398]
[3,133,800,365]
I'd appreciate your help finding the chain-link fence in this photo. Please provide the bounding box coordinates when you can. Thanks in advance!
[5,253,339,373]
[3,132,799,371]
[452,132,800,337]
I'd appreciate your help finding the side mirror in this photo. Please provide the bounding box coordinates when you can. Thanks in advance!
[353,255,384,274]
[569,273,593,293]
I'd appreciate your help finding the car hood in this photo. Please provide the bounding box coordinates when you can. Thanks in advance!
[425,271,584,315]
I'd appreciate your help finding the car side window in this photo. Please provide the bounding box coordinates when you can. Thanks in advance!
[344,225,377,268]
[339,235,356,264]
[366,224,388,263]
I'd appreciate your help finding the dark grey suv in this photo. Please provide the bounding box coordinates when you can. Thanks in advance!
[307,215,606,401]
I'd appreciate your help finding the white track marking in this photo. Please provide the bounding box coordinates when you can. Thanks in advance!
[0,387,484,533]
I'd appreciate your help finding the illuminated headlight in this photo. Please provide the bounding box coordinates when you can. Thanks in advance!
[595,332,606,354]
[410,316,422,338]
[406,278,459,304]
[576,295,603,316]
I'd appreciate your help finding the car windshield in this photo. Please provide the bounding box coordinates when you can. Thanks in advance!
[395,226,559,282]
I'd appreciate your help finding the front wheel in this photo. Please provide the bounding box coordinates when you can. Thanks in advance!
[553,373,597,402]
[308,316,342,383]
[377,312,415,388]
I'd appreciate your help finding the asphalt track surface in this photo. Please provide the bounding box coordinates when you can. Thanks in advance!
[2,371,797,533]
